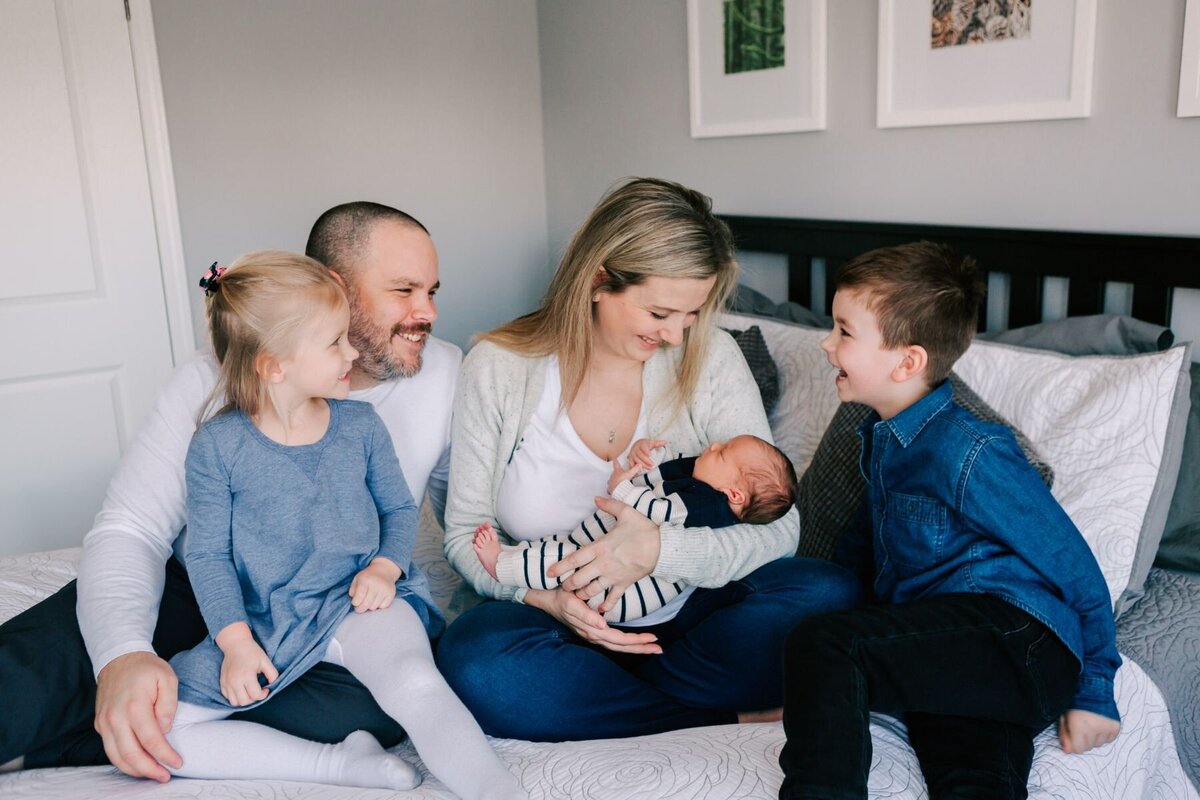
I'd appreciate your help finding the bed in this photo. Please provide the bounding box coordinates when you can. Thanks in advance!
[2,215,1198,799]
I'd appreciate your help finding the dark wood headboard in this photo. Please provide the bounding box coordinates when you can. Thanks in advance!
[721,216,1200,330]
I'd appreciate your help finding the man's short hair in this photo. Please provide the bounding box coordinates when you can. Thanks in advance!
[835,242,986,385]
[305,202,428,274]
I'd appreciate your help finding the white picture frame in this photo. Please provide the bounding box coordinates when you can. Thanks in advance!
[877,0,1097,129]
[687,0,826,138]
[1180,0,1200,117]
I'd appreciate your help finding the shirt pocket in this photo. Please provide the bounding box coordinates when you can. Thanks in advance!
[881,491,948,575]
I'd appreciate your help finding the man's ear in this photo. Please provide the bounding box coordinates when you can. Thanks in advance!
[891,345,928,384]
[256,352,286,384]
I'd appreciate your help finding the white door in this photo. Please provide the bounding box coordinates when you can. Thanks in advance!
[0,0,176,556]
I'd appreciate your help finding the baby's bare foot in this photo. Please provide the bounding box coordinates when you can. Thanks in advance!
[737,707,783,724]
[473,523,501,581]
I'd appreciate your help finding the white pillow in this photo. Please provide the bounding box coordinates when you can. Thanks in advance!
[955,340,1189,611]
[721,313,840,476]
[720,312,1190,612]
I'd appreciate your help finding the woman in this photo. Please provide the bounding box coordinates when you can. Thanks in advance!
[437,178,861,741]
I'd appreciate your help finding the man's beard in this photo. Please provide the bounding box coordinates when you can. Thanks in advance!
[348,300,430,381]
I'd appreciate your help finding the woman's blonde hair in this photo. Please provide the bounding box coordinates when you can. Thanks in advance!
[480,177,738,410]
[201,250,348,420]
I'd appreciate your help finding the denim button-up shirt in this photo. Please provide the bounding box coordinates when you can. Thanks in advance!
[837,380,1121,721]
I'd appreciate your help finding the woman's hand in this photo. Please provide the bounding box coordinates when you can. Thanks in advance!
[1058,709,1120,754]
[350,557,402,612]
[524,588,662,654]
[215,622,279,707]
[547,496,661,613]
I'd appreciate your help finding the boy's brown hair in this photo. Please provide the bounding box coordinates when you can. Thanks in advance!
[740,438,799,525]
[835,241,985,385]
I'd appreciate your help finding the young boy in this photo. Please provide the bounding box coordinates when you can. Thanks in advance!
[778,243,1121,800]
[474,434,797,624]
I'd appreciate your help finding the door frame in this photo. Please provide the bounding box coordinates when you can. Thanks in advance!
[127,0,193,365]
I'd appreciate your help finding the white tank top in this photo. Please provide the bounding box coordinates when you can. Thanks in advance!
[496,357,694,626]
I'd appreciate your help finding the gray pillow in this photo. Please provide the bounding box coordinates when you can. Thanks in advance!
[979,314,1174,355]
[732,284,832,328]
[796,372,1054,560]
[1156,362,1200,573]
[722,325,780,415]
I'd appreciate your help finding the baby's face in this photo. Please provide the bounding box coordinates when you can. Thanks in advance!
[693,435,762,491]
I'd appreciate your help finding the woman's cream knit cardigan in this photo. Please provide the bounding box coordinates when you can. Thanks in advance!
[444,329,800,604]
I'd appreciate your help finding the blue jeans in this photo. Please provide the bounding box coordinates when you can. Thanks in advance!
[779,593,1081,800]
[436,557,862,741]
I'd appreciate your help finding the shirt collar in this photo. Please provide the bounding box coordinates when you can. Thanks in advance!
[855,379,954,448]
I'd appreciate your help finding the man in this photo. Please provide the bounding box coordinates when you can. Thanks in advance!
[0,202,461,782]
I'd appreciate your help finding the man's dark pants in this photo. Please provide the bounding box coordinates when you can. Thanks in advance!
[0,557,404,768]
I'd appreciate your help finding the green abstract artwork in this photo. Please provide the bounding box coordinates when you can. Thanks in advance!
[724,0,785,74]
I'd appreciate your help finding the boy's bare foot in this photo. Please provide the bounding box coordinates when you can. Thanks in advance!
[473,523,501,581]
[737,707,783,724]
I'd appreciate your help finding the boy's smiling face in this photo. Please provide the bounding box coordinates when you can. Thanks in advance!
[820,289,914,418]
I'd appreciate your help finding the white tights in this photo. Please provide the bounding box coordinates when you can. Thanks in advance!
[166,602,525,799]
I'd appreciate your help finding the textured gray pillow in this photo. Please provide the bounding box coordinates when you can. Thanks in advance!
[722,325,780,415]
[1157,362,1200,572]
[796,373,1053,560]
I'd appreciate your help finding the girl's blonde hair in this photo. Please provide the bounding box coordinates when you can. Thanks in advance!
[201,250,348,420]
[480,177,738,411]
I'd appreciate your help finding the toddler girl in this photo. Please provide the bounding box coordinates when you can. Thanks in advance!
[165,251,524,799]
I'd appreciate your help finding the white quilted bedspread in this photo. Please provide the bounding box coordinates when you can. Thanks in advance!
[2,548,1197,800]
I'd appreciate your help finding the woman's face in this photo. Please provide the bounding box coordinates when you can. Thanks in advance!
[592,274,716,363]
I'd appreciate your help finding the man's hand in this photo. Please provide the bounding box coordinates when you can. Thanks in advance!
[524,588,662,654]
[349,557,402,612]
[94,651,182,782]
[1058,709,1120,754]
[548,496,661,612]
[215,623,278,707]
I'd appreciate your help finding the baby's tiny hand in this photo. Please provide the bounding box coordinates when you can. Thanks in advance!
[350,557,401,613]
[607,459,642,494]
[629,438,667,470]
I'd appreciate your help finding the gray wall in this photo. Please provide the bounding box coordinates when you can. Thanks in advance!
[152,0,550,351]
[538,0,1200,352]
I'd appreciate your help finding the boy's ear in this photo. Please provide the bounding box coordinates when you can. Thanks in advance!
[891,345,928,384]
[255,352,286,384]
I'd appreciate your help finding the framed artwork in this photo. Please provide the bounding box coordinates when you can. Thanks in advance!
[687,0,826,138]
[1180,0,1200,117]
[877,0,1097,129]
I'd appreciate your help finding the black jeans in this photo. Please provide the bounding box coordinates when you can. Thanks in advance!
[0,557,404,768]
[779,593,1080,800]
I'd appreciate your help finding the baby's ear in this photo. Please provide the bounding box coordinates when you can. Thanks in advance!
[723,485,748,508]
[891,344,928,384]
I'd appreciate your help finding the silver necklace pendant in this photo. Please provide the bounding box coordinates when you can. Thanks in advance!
[607,429,616,443]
